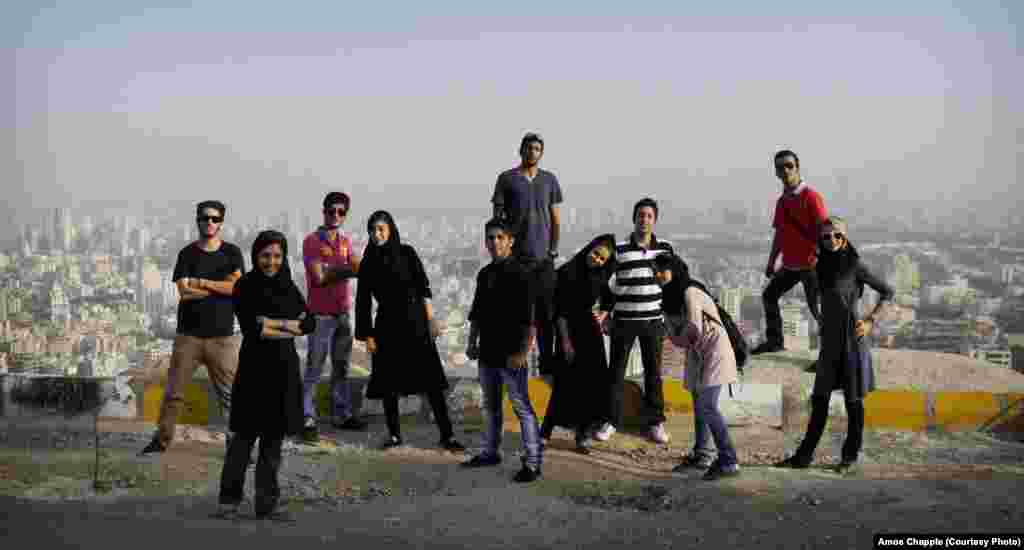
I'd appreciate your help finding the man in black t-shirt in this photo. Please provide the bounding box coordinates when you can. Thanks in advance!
[140,200,245,455]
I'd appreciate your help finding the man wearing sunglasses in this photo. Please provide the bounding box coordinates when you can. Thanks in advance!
[140,200,245,456]
[299,191,365,444]
[754,150,827,358]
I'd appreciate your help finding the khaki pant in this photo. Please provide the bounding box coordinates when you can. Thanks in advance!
[156,334,240,447]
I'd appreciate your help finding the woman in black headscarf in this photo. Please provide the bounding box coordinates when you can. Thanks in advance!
[216,230,315,521]
[775,216,893,473]
[539,234,616,454]
[355,211,466,452]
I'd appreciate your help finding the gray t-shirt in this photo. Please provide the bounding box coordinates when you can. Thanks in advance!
[491,168,563,260]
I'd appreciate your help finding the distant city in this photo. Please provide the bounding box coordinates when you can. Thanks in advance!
[1,203,1023,381]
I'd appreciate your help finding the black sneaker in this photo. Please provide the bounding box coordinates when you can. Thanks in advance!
[380,435,403,450]
[702,462,740,481]
[138,438,166,457]
[773,455,811,469]
[439,438,467,453]
[672,453,714,472]
[210,504,240,520]
[513,465,542,483]
[256,507,297,523]
[332,416,368,431]
[460,454,502,468]
[751,342,785,355]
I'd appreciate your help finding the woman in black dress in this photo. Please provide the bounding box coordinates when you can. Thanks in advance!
[355,210,466,452]
[216,230,315,521]
[775,216,893,473]
[539,234,616,454]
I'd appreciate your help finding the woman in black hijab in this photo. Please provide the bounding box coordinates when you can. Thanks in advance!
[775,216,893,473]
[539,234,616,454]
[216,230,315,522]
[355,211,466,452]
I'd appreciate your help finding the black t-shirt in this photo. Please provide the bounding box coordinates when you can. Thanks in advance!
[468,259,534,367]
[172,241,246,337]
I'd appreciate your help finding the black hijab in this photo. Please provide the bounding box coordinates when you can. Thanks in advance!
[653,252,699,315]
[243,230,303,317]
[362,210,403,268]
[816,239,861,292]
[560,233,617,287]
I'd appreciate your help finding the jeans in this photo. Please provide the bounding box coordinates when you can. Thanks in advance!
[478,363,543,469]
[795,393,865,462]
[302,313,354,420]
[607,318,666,428]
[762,268,821,348]
[219,432,284,514]
[691,385,738,467]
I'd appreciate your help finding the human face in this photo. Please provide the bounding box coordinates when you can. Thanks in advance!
[634,206,656,236]
[323,202,347,228]
[257,243,284,277]
[196,207,223,238]
[819,225,846,252]
[372,221,391,246]
[654,268,673,287]
[484,227,514,260]
[775,155,800,188]
[586,245,611,269]
[521,141,543,167]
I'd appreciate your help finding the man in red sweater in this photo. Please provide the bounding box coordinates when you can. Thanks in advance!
[754,150,827,357]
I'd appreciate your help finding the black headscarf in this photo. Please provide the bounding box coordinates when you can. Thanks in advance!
[362,210,403,267]
[243,230,303,317]
[560,233,617,285]
[653,252,699,314]
[816,239,861,292]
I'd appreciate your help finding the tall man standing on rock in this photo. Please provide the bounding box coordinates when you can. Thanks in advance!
[140,200,245,456]
[299,191,365,444]
[491,132,563,375]
[753,150,827,359]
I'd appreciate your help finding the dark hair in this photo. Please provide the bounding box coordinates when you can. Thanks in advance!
[519,132,544,156]
[323,192,351,210]
[632,197,659,222]
[653,252,689,280]
[484,217,513,236]
[774,150,800,168]
[196,200,226,218]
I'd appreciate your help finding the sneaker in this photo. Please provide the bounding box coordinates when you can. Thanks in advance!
[301,418,319,445]
[138,438,166,457]
[751,342,785,355]
[211,503,240,520]
[380,435,403,450]
[649,423,670,444]
[439,437,467,453]
[702,462,740,481]
[256,507,297,523]
[773,455,811,469]
[672,453,714,472]
[332,416,368,431]
[512,465,542,483]
[593,423,616,442]
[460,454,502,468]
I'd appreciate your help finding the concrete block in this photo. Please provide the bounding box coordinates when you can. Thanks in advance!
[141,381,210,425]
[719,383,783,426]
[864,390,928,431]
[933,391,1002,431]
[0,374,119,431]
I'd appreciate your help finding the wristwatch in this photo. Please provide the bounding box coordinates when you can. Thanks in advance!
[547,250,558,259]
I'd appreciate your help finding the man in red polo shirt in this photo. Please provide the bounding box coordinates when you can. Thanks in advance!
[299,192,364,443]
[753,150,827,356]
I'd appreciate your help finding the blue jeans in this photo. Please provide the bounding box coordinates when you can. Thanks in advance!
[692,385,738,467]
[478,363,543,469]
[302,313,354,420]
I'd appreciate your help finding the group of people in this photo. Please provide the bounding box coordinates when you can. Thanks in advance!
[137,134,894,521]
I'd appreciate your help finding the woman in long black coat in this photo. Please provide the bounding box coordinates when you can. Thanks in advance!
[539,234,616,454]
[355,210,465,452]
[775,216,893,473]
[217,230,315,521]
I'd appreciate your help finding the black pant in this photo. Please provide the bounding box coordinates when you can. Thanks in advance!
[384,389,454,441]
[607,318,665,428]
[762,268,821,348]
[520,257,556,375]
[219,432,284,514]
[795,393,865,462]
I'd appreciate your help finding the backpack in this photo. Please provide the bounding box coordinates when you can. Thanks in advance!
[682,280,751,377]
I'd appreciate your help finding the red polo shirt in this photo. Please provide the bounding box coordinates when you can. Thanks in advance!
[772,183,827,269]
[303,228,354,314]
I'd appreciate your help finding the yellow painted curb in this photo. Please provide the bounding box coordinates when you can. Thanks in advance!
[933,391,1002,430]
[141,382,210,425]
[662,380,694,414]
[505,377,553,419]
[864,390,928,431]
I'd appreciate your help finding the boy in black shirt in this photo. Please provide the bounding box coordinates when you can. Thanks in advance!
[140,200,246,455]
[461,218,543,482]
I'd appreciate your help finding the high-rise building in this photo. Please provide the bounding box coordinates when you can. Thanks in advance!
[54,207,72,252]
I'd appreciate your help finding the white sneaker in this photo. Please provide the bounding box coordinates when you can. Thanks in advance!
[594,423,616,442]
[649,423,670,444]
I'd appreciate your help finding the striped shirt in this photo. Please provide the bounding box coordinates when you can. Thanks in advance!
[600,234,674,321]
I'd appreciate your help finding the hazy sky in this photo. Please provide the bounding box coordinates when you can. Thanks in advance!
[6,1,1021,229]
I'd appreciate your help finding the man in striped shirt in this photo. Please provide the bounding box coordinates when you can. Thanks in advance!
[595,197,674,444]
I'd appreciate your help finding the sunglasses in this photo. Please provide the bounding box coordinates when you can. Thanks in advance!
[324,208,347,216]
[196,215,224,224]
[820,232,844,241]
